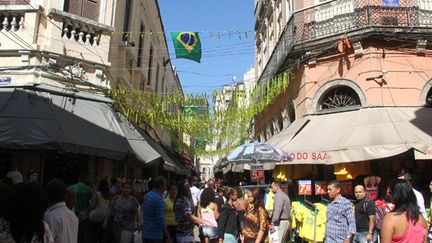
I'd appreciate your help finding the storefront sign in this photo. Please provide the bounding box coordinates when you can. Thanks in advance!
[340,181,353,196]
[250,165,265,182]
[315,181,328,195]
[0,77,11,85]
[288,152,327,162]
[298,180,312,195]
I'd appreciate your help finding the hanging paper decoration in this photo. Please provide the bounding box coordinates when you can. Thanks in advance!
[170,32,202,63]
[109,70,291,156]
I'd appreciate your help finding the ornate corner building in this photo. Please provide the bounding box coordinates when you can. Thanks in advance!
[254,0,432,164]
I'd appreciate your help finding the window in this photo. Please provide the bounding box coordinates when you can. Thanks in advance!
[137,23,144,67]
[147,45,153,85]
[64,0,100,21]
[288,100,296,122]
[155,64,160,92]
[122,0,132,41]
[278,113,284,131]
[319,86,361,110]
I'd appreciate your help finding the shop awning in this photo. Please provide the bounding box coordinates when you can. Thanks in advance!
[137,129,190,175]
[116,114,161,163]
[268,107,432,164]
[0,85,161,163]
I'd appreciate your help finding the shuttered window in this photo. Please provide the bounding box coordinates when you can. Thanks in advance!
[122,0,132,41]
[137,23,144,67]
[64,0,100,21]
[147,45,153,85]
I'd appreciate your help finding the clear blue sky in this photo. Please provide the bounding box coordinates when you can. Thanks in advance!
[158,0,254,95]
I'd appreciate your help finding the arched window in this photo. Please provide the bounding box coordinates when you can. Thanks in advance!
[319,85,361,110]
[426,88,432,107]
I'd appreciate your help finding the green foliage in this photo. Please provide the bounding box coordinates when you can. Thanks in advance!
[109,70,291,155]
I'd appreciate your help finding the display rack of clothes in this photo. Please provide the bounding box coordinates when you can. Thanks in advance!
[291,200,327,243]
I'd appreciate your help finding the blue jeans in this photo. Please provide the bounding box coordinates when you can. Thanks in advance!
[201,226,218,239]
[352,231,378,243]
[223,233,237,243]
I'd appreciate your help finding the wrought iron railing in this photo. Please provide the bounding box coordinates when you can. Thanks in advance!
[258,0,432,83]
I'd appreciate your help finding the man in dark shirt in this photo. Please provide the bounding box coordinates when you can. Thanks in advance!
[353,185,377,243]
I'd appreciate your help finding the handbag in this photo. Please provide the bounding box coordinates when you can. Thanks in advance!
[133,230,142,243]
[89,192,109,223]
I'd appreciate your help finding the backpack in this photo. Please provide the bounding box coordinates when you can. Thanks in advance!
[363,198,386,231]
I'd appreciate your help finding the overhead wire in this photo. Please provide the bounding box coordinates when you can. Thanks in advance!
[11,0,259,95]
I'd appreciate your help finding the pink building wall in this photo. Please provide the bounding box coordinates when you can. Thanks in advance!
[254,45,432,138]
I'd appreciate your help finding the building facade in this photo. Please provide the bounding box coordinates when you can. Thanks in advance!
[254,0,432,165]
[108,0,183,148]
[0,0,185,184]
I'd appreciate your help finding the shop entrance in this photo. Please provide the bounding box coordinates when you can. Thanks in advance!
[42,152,89,186]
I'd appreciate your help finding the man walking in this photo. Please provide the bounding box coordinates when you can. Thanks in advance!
[44,178,79,243]
[142,176,171,243]
[397,170,427,220]
[353,185,377,243]
[326,180,356,243]
[270,181,291,243]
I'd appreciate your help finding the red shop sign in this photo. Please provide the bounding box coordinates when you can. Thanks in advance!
[250,165,265,182]
[315,181,328,195]
[298,180,312,195]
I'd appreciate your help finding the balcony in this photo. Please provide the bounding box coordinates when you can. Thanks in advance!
[0,4,40,50]
[258,0,432,83]
[47,8,114,65]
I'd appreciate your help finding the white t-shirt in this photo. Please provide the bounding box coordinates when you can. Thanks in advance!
[413,188,427,220]
[44,202,78,243]
[190,186,201,207]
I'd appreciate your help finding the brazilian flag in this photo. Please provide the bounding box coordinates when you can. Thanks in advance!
[171,32,202,63]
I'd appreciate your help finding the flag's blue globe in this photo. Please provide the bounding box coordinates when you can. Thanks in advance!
[180,33,196,46]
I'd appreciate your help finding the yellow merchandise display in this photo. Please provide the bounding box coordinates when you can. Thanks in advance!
[264,190,275,211]
[291,201,327,243]
[272,165,318,181]
[334,162,371,180]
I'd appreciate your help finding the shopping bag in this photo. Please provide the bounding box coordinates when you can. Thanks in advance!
[120,230,133,243]
[269,226,279,243]
[133,230,142,243]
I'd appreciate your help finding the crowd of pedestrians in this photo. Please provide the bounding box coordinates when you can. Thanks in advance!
[0,169,431,243]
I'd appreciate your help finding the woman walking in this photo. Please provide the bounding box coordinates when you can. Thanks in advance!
[242,188,267,243]
[198,188,219,243]
[233,186,247,230]
[217,187,240,243]
[88,179,111,243]
[175,180,211,243]
[381,179,427,243]
[103,182,141,243]
[165,183,178,243]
